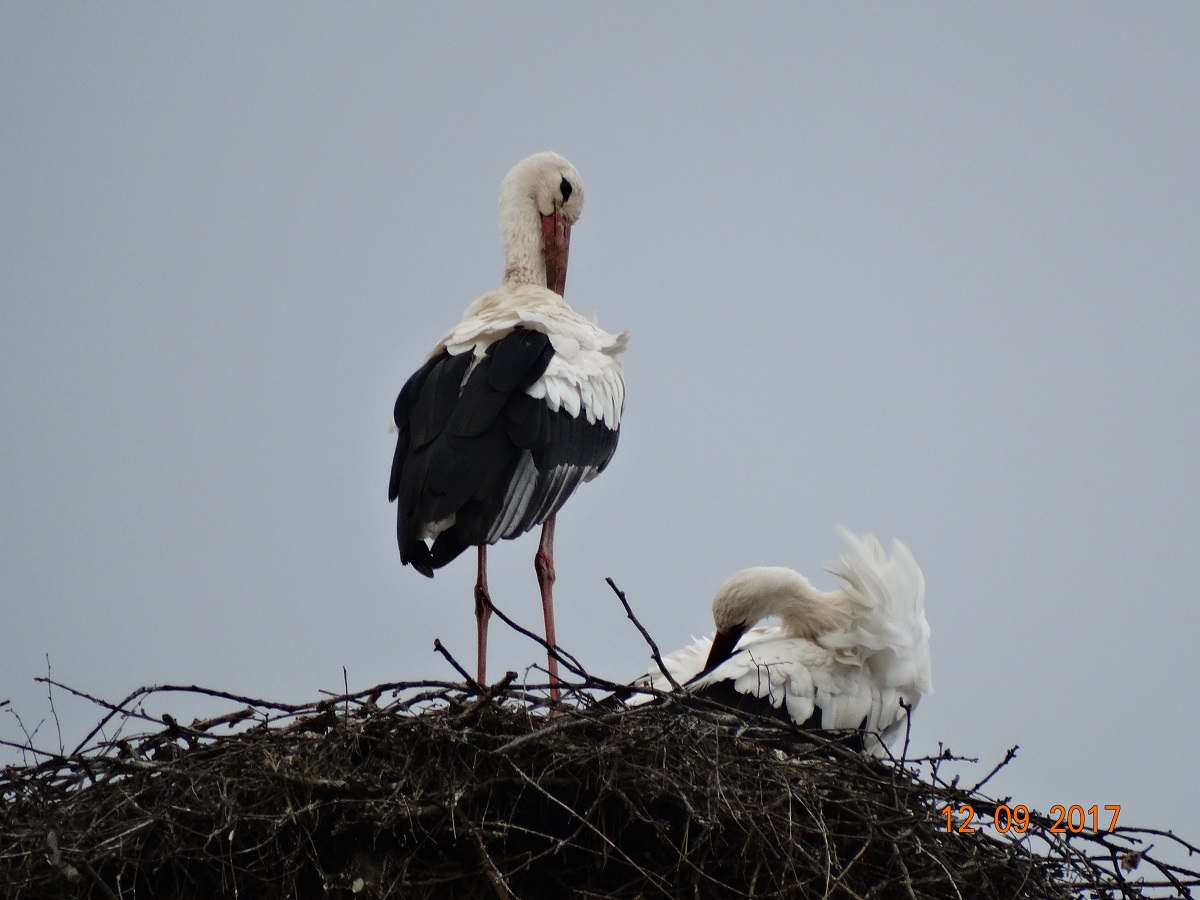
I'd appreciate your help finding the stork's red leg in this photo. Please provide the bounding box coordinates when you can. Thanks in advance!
[474,545,492,686]
[534,516,561,701]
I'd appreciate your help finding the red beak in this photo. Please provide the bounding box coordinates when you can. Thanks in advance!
[703,625,748,673]
[540,210,572,296]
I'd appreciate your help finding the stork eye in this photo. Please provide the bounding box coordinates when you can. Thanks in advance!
[559,177,572,204]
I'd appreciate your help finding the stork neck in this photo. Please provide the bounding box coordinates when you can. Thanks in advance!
[499,196,547,288]
[503,254,546,288]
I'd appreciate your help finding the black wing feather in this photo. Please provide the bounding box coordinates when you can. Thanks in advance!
[390,327,620,575]
[409,352,472,450]
[536,407,621,471]
[488,328,555,392]
[500,407,621,539]
[388,354,441,503]
[503,393,548,447]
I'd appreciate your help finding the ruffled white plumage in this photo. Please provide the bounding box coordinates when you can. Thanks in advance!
[629,529,931,755]
[820,527,932,711]
[433,283,628,429]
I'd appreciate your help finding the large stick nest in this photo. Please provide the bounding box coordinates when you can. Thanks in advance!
[2,666,1198,900]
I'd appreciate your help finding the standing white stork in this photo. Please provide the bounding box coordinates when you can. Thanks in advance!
[631,528,931,754]
[389,153,627,700]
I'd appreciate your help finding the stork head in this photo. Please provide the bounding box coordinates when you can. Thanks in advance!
[702,566,853,671]
[499,152,585,294]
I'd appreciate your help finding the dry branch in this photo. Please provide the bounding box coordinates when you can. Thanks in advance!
[3,670,1198,900]
[3,583,1196,898]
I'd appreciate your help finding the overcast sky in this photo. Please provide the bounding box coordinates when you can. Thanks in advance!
[3,3,1198,873]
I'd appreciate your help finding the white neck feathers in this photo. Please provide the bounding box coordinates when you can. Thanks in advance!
[497,152,585,288]
[712,567,852,641]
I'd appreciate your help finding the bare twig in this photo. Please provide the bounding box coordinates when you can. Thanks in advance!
[606,577,682,692]
[434,639,480,690]
[44,656,64,757]
[2,622,1196,900]
[482,599,595,688]
[967,743,1019,794]
[469,825,511,900]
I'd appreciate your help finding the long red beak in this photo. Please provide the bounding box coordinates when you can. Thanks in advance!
[703,625,748,673]
[540,210,571,296]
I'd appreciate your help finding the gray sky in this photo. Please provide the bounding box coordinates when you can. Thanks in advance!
[3,2,1198,865]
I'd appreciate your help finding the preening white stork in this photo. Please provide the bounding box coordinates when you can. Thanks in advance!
[389,153,627,700]
[632,528,931,754]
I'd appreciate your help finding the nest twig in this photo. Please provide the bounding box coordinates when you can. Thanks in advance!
[2,593,1197,899]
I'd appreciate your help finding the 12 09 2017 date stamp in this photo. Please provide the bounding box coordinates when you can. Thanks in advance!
[942,804,1121,834]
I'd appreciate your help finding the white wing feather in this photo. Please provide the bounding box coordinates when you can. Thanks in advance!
[820,527,932,701]
[628,634,716,699]
[625,529,931,755]
[432,283,628,428]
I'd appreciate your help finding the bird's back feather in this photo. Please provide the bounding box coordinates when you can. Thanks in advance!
[391,301,625,575]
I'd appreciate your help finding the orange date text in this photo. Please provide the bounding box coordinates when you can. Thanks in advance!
[941,804,1120,834]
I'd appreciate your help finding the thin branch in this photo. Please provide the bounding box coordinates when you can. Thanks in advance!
[966,743,1018,794]
[483,598,591,686]
[44,656,64,757]
[434,639,480,690]
[3,643,1197,900]
[606,577,682,692]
